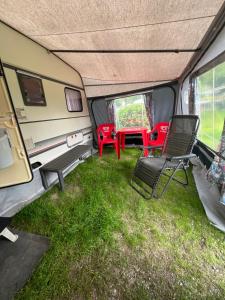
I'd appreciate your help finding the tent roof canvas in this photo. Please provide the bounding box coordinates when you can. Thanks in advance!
[0,0,224,97]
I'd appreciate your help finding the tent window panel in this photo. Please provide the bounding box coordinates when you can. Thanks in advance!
[17,73,46,106]
[65,88,83,112]
[114,95,149,130]
[195,60,225,150]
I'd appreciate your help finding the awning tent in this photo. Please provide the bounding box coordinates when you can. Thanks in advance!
[0,0,224,97]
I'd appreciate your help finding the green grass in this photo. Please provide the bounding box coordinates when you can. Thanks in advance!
[12,149,225,299]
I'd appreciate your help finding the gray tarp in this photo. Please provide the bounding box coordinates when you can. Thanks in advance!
[192,158,225,232]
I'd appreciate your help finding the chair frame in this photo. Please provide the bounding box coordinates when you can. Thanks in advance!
[97,123,119,157]
[147,122,170,149]
[130,115,200,199]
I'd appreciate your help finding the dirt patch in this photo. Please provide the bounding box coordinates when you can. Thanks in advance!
[50,192,59,202]
[98,159,109,166]
[65,183,82,196]
[121,213,137,234]
[113,232,131,256]
[123,155,134,161]
[68,243,177,300]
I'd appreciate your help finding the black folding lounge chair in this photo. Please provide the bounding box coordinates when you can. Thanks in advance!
[130,115,200,199]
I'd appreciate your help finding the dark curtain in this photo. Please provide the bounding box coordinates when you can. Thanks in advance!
[106,100,115,124]
[189,80,196,114]
[144,92,154,129]
[144,87,175,129]
[92,99,110,126]
[91,99,110,147]
[151,87,175,126]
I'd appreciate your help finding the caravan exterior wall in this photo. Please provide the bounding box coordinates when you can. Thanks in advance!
[0,22,93,217]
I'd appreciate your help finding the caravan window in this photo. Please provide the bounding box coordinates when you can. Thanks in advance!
[194,60,225,150]
[65,88,83,112]
[17,73,46,106]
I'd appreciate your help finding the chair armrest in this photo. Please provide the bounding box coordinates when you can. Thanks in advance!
[166,153,196,161]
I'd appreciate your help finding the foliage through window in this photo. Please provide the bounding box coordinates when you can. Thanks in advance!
[195,60,225,150]
[114,95,149,129]
[18,73,46,106]
[65,88,83,112]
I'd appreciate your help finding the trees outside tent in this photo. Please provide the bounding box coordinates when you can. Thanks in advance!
[114,95,149,129]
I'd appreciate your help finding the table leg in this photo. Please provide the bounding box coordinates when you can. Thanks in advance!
[117,133,120,159]
[142,131,148,157]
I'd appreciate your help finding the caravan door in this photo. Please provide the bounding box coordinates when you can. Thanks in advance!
[0,61,32,188]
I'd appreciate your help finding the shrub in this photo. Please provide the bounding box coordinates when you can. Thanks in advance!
[116,103,149,128]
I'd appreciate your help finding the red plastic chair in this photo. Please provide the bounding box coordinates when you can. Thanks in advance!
[97,123,119,158]
[147,122,169,150]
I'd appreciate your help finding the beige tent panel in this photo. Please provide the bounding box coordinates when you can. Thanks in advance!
[58,52,193,82]
[84,81,172,98]
[33,17,213,51]
[82,77,170,85]
[0,0,223,35]
[0,0,224,97]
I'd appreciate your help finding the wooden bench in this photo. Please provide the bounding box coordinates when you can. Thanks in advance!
[40,144,91,191]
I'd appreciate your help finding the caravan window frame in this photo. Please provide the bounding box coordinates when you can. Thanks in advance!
[190,50,225,151]
[64,87,83,112]
[17,72,47,106]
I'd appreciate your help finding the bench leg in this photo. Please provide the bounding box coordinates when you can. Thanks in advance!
[0,227,18,242]
[40,170,49,190]
[57,171,65,191]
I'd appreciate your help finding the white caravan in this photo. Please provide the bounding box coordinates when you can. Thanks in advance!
[0,22,93,225]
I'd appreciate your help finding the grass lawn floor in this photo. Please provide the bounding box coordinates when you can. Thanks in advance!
[13,148,225,299]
